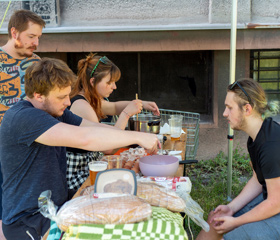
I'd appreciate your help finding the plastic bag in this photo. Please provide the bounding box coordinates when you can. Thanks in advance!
[137,177,209,232]
[38,190,152,232]
[137,181,186,212]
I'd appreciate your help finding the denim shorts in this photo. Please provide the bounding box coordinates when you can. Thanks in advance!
[224,194,280,240]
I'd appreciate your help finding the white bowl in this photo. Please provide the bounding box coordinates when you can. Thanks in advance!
[139,155,179,177]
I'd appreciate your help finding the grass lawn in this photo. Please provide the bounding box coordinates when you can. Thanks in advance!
[184,147,252,239]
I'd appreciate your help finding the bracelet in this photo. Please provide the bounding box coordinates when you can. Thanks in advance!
[122,110,131,118]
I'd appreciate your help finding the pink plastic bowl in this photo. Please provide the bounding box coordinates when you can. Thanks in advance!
[139,155,179,177]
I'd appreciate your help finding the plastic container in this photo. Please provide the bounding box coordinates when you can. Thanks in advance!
[139,155,179,177]
[101,155,123,169]
[95,169,137,195]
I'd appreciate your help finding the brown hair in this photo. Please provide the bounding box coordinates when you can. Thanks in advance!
[70,53,121,120]
[228,78,279,119]
[8,9,46,38]
[25,58,76,98]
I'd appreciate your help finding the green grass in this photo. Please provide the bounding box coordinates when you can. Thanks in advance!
[185,147,252,238]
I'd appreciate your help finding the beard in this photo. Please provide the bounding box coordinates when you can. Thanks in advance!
[14,36,37,58]
[42,99,64,118]
[231,111,247,131]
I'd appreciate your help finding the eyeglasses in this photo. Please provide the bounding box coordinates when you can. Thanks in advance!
[90,56,109,77]
[230,81,252,104]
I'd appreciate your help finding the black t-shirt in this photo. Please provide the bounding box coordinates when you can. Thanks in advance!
[247,117,280,199]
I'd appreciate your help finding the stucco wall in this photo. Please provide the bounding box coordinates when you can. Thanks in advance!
[1,0,280,30]
[60,0,209,26]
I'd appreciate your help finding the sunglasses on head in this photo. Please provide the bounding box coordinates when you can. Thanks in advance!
[230,81,252,104]
[90,56,109,77]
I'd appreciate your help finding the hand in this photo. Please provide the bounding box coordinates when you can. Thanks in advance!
[213,216,238,234]
[142,101,160,116]
[137,132,159,155]
[123,100,143,117]
[209,205,234,227]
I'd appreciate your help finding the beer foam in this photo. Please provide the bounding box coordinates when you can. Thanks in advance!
[89,163,107,171]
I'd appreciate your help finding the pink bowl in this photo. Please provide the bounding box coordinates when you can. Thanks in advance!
[139,155,179,177]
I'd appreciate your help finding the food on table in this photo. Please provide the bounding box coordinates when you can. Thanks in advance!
[56,193,152,231]
[103,179,132,194]
[119,147,147,173]
[137,182,186,212]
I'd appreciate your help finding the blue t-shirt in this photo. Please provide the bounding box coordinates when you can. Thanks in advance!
[0,100,82,224]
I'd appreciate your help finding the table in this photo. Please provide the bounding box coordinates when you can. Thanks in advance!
[43,130,189,239]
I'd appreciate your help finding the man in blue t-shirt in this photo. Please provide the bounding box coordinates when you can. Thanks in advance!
[0,58,159,240]
[197,79,280,240]
[0,9,45,238]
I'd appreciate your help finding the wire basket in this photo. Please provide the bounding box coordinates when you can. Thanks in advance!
[107,108,200,161]
[143,108,200,161]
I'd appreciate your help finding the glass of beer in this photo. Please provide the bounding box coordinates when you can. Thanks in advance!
[169,117,182,141]
[88,161,108,185]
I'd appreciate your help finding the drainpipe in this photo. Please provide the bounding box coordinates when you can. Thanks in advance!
[227,0,238,201]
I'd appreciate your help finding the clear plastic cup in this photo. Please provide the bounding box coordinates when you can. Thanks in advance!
[156,134,164,154]
[168,118,182,141]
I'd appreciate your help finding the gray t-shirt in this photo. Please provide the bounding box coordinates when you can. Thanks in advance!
[0,100,82,224]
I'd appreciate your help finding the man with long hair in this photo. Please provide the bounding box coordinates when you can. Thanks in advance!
[197,78,280,240]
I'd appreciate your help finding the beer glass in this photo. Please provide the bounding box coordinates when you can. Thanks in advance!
[88,161,108,185]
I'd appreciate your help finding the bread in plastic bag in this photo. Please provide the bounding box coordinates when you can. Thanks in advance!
[39,191,152,232]
[137,178,210,232]
[137,181,186,212]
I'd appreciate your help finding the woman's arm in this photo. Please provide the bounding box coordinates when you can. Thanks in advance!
[102,99,160,129]
[102,100,143,129]
[102,99,160,116]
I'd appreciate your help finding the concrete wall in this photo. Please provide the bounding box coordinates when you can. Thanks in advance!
[1,0,280,29]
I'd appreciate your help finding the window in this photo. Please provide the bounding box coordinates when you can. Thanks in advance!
[250,50,280,101]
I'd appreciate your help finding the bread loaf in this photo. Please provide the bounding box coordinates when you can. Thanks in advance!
[137,182,186,212]
[57,193,152,232]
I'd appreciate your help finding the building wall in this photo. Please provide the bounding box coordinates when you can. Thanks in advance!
[1,0,280,28]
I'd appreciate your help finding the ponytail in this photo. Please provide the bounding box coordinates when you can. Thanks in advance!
[262,100,280,120]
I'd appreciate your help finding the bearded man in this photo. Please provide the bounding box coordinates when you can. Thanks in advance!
[0,9,45,124]
[196,78,280,240]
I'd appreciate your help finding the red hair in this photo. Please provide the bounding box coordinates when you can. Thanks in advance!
[70,53,121,120]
